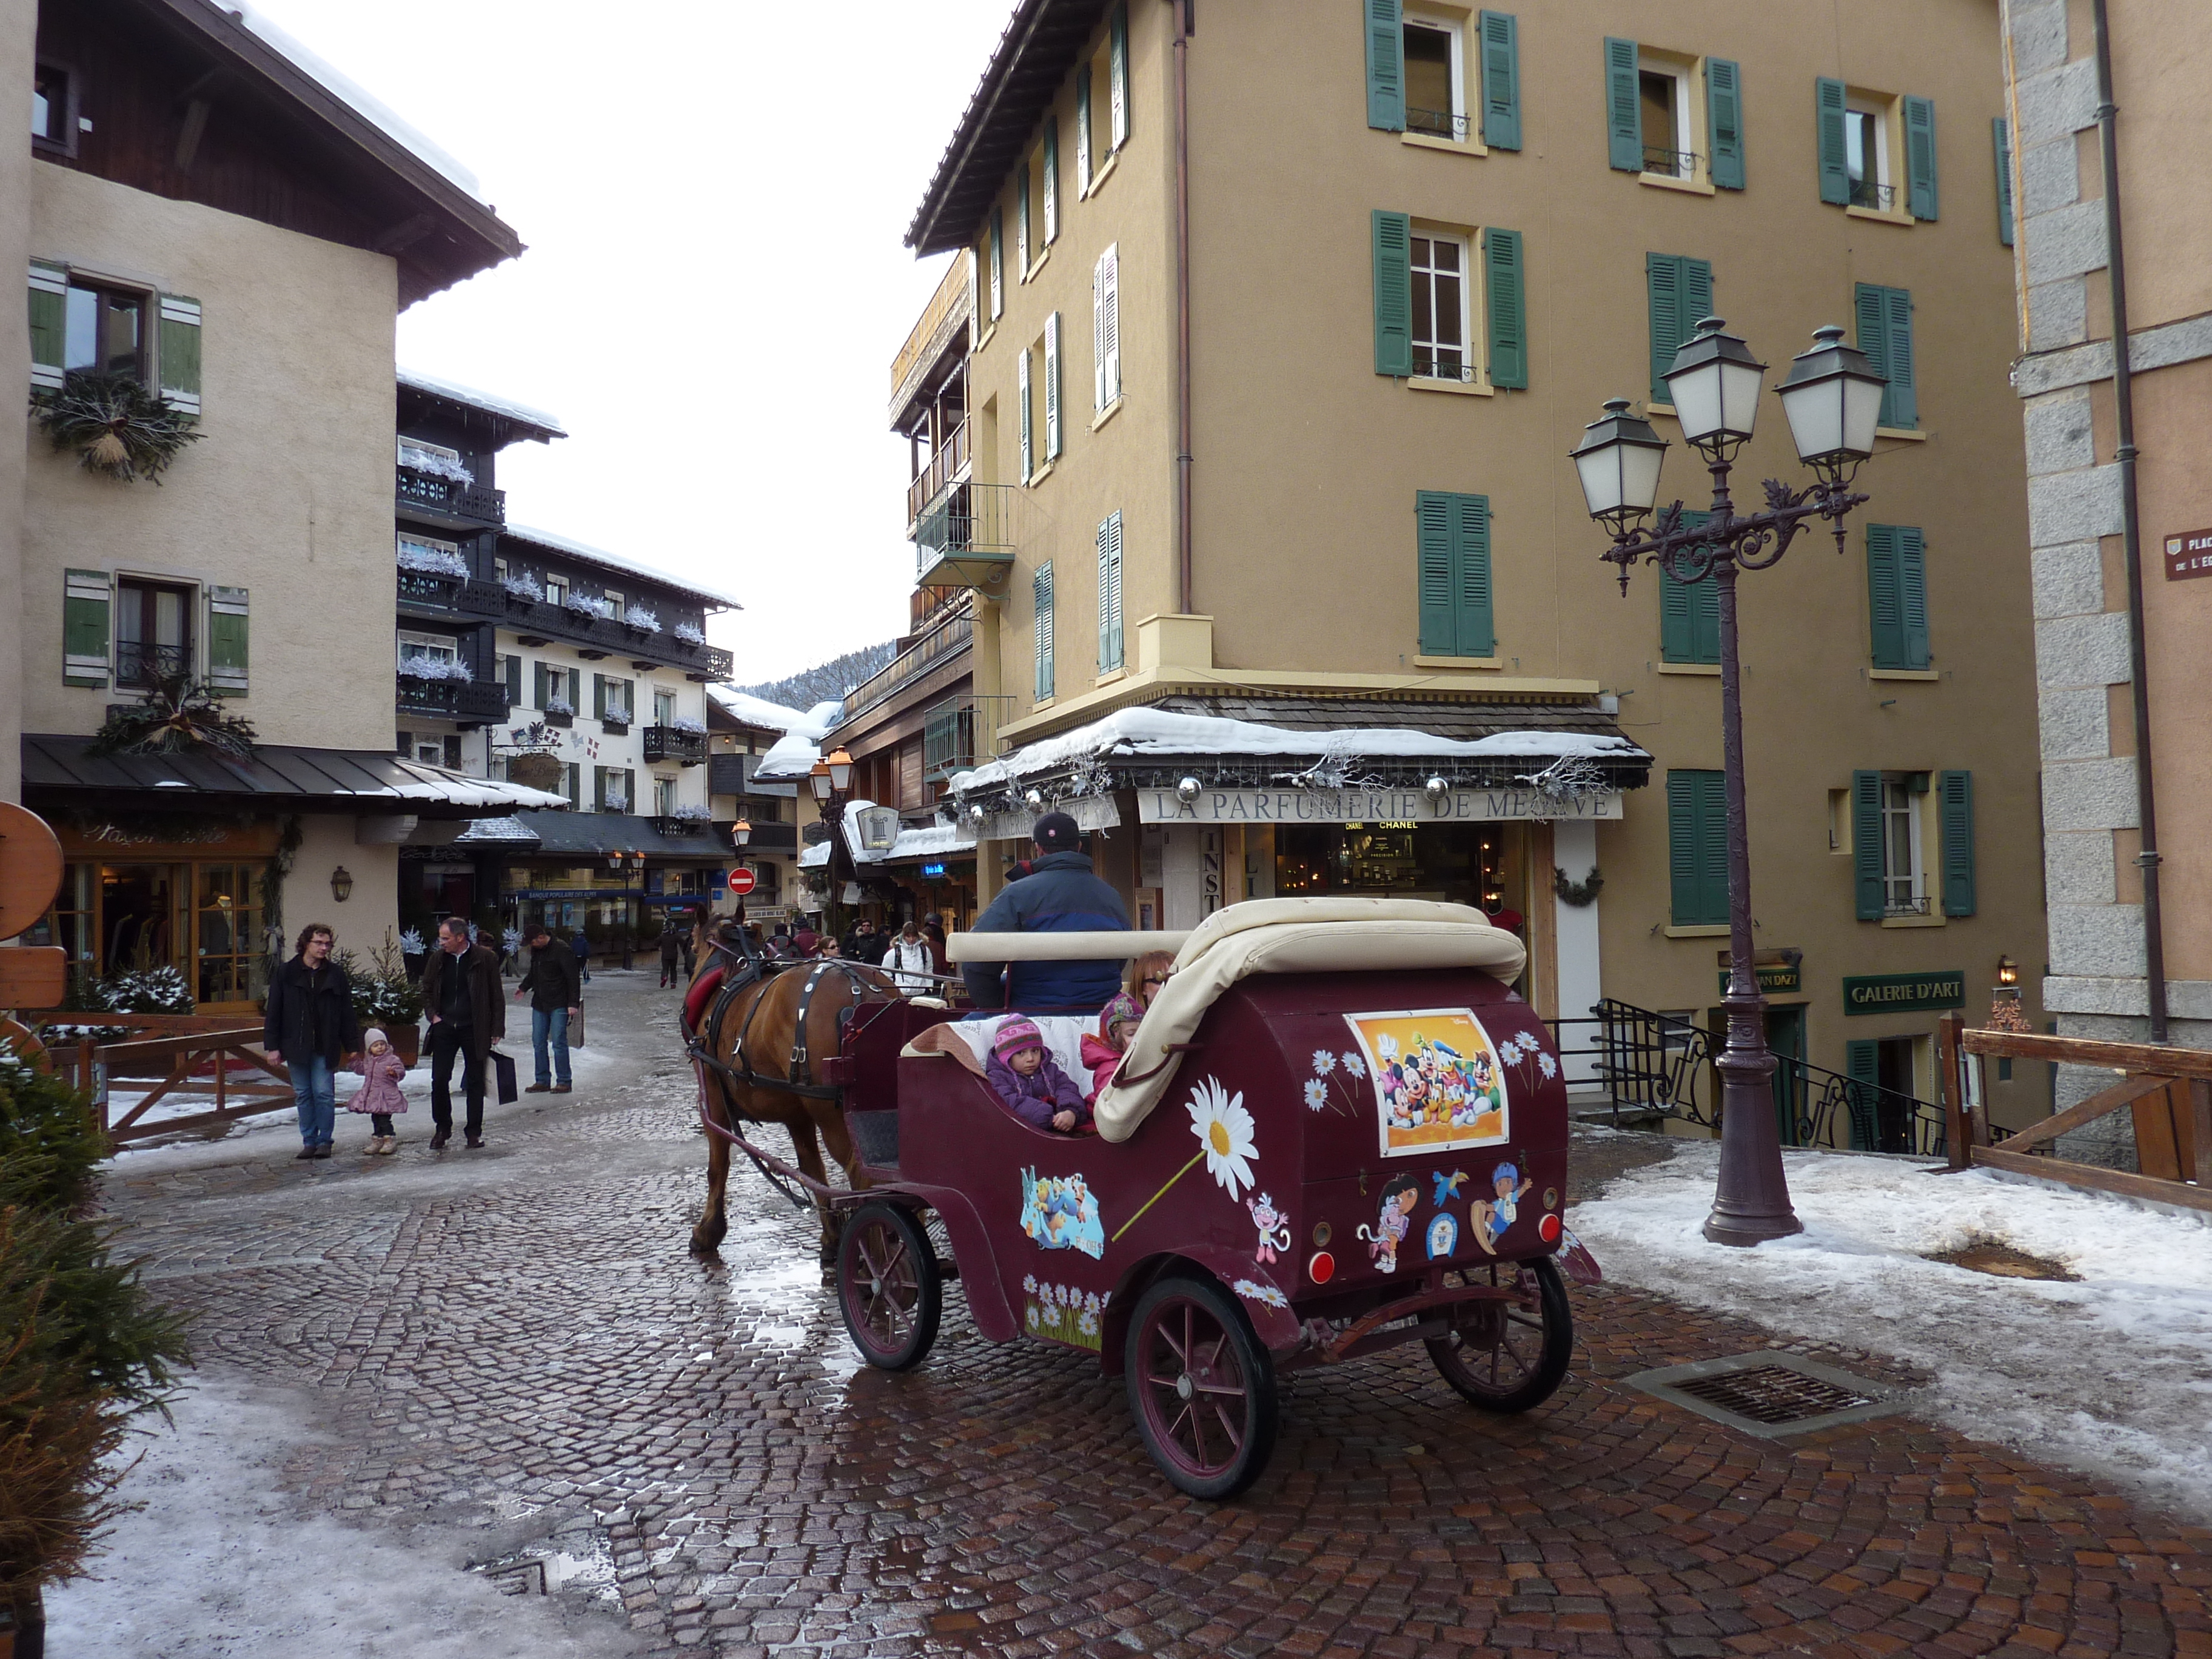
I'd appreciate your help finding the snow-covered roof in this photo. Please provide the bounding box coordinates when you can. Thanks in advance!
[451,814,540,846]
[708,688,831,738]
[502,524,742,611]
[799,841,831,869]
[806,699,845,726]
[237,7,488,206]
[950,708,1652,793]
[752,729,823,781]
[398,367,566,439]
[344,771,567,810]
[835,799,977,867]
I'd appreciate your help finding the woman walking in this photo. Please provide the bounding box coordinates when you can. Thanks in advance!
[263,922,360,1161]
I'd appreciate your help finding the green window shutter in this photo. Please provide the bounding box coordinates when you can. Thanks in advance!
[28,260,66,390]
[1706,59,1744,190]
[1659,512,1718,663]
[1097,511,1124,671]
[989,207,1004,319]
[1041,119,1058,244]
[594,766,606,812]
[1372,210,1413,377]
[1482,226,1526,389]
[1016,161,1031,272]
[207,586,249,696]
[1866,522,1905,668]
[1992,116,2014,246]
[1897,525,1929,669]
[1452,493,1494,657]
[1939,769,1976,917]
[1478,12,1520,150]
[1843,1039,1881,1148]
[1044,312,1062,460]
[1017,346,1033,480]
[158,293,202,417]
[1667,771,1728,927]
[1648,254,1710,405]
[1098,242,1120,405]
[1815,78,1849,205]
[63,568,110,686]
[1852,769,1884,919]
[1365,0,1405,132]
[1034,563,1054,701]
[1903,95,1939,220]
[1415,491,1455,654]
[533,661,548,709]
[1076,65,1093,192]
[1109,1,1130,149]
[1604,38,1641,171]
[1882,286,1915,429]
[503,654,521,703]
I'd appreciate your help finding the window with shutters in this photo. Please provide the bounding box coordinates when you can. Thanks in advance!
[1076,4,1130,197]
[1096,511,1124,674]
[1410,230,1472,382]
[64,281,147,380]
[1658,512,1720,665]
[1646,252,1714,408]
[1817,84,1933,222]
[1864,521,1930,669]
[1879,773,1928,916]
[1376,214,1526,393]
[1664,770,1729,927]
[1414,491,1494,660]
[544,573,568,608]
[1402,11,1470,144]
[1092,244,1121,415]
[1854,284,1917,431]
[1033,563,1056,703]
[115,579,195,688]
[1602,42,1735,193]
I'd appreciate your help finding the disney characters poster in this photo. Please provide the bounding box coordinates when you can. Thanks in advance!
[1020,1168,1105,1259]
[1342,1008,1511,1158]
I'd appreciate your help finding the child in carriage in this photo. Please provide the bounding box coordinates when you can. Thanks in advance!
[1081,993,1146,1102]
[985,1016,1091,1133]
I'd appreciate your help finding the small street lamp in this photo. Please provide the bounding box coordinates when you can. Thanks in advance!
[329,865,353,903]
[1569,318,1884,1247]
[731,817,752,849]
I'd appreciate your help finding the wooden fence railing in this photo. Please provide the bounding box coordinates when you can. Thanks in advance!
[1937,1018,2210,1214]
[49,1025,300,1147]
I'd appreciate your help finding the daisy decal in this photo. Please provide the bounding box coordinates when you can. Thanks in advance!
[1232,1279,1292,1310]
[1312,1050,1337,1076]
[1341,1051,1366,1078]
[1023,1273,1038,1294]
[1187,1078,1259,1199]
[1303,1079,1329,1111]
[1538,1052,1558,1079]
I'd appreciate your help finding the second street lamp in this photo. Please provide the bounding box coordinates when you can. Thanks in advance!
[1569,318,1885,1247]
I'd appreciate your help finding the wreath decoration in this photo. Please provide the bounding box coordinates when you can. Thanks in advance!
[30,371,201,483]
[1553,865,1604,907]
[87,675,258,762]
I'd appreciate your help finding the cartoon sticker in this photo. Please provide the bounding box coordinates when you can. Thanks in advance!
[1113,1076,1259,1244]
[1473,1161,1533,1255]
[1425,1212,1459,1259]
[1246,1192,1292,1264]
[1357,1173,1421,1273]
[1021,1168,1105,1259]
[1022,1276,1105,1349]
[1341,1008,1512,1158]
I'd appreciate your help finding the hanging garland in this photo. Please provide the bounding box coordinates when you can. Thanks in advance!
[1553,865,1604,907]
[86,675,258,762]
[30,371,201,483]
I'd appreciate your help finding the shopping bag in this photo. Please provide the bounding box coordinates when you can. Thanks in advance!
[568,1007,585,1048]
[490,1048,518,1105]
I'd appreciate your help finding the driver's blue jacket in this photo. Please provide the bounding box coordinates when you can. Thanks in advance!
[959,851,1130,1013]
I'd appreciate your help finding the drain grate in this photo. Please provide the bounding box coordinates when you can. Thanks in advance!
[1626,1350,1903,1439]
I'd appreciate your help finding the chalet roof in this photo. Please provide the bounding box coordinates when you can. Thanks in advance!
[706,688,831,737]
[457,811,728,860]
[21,737,565,817]
[905,0,1111,256]
[500,524,743,611]
[398,367,567,447]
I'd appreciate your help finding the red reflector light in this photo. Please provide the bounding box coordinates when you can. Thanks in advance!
[1308,1250,1335,1284]
[1538,1213,1562,1244]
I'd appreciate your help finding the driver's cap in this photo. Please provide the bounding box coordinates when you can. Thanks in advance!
[1032,811,1080,851]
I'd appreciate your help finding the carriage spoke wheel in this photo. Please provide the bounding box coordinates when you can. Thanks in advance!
[1126,1275,1278,1500]
[837,1201,941,1371]
[1426,1255,1573,1413]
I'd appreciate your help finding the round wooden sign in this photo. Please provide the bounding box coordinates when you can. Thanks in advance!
[0,803,63,942]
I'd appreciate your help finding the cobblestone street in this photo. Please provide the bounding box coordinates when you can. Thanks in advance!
[89,974,2210,1659]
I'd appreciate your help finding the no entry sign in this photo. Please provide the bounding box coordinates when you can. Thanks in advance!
[726,866,757,896]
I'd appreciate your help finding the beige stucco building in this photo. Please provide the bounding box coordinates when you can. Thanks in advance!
[2001,0,2212,1148]
[7,0,552,1011]
[894,0,2045,1142]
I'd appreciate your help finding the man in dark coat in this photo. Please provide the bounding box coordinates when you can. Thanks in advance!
[421,917,504,1148]
[842,917,880,963]
[961,813,1130,1013]
[657,921,683,988]
[514,923,581,1094]
[263,922,360,1161]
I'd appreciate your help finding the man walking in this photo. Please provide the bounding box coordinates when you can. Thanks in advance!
[571,926,591,984]
[962,813,1130,1013]
[514,923,580,1094]
[422,917,504,1148]
[263,922,360,1161]
[657,919,683,988]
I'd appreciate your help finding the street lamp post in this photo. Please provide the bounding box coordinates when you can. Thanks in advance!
[1569,319,1887,1246]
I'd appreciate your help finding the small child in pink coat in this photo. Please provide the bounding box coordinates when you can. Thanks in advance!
[1080,993,1146,1103]
[348,1025,409,1156]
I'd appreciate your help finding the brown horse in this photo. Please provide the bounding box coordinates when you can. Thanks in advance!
[683,937,898,1264]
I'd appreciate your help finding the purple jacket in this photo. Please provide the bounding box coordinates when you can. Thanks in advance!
[985,1049,1090,1130]
[347,1050,409,1116]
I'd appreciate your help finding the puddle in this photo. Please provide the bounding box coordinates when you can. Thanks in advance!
[1928,1238,2080,1281]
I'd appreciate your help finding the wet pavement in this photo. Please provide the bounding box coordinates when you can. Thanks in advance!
[104,974,2210,1658]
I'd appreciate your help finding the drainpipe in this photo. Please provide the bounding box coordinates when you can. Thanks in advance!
[1168,0,1195,614]
[2091,0,2167,1042]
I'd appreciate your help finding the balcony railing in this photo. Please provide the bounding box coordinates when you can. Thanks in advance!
[396,574,734,681]
[923,697,977,781]
[643,726,708,766]
[890,252,974,420]
[1641,146,1704,179]
[842,603,974,726]
[1849,178,1899,211]
[114,640,192,689]
[395,465,505,525]
[395,676,509,725]
[1407,106,1471,141]
[914,482,1017,590]
[905,417,970,526]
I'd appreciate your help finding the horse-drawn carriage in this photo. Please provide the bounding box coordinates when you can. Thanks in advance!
[685,897,1597,1498]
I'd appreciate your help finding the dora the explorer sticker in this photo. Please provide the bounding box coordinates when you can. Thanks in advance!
[1342,1008,1510,1158]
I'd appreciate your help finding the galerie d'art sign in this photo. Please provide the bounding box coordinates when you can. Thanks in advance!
[1842,971,1965,1016]
[1138,786,1623,825]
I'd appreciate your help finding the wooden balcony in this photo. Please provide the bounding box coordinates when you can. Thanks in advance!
[890,252,974,425]
[643,726,708,766]
[841,602,973,726]
[395,676,509,726]
[904,417,970,528]
[395,465,505,526]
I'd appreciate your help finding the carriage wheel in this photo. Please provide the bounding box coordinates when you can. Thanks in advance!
[837,1201,941,1371]
[1125,1275,1279,1500]
[1426,1255,1573,1413]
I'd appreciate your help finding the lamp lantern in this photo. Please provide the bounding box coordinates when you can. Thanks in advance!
[1569,399,1669,526]
[1996,954,2019,988]
[330,866,353,903]
[1777,324,1887,471]
[732,817,752,848]
[808,758,833,802]
[826,747,854,792]
[1663,317,1767,454]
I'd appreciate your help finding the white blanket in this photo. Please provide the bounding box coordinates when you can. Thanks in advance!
[941,1013,1098,1087]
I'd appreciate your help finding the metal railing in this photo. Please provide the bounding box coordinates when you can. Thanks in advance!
[1407,107,1472,141]
[1884,894,1932,918]
[915,482,1017,572]
[1411,352,1475,383]
[1642,146,1704,178]
[842,602,974,725]
[114,640,192,688]
[396,465,505,525]
[1849,179,1899,210]
[1546,999,1946,1156]
[923,697,977,780]
[905,417,970,526]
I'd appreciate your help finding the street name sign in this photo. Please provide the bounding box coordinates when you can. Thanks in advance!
[2164,528,2212,581]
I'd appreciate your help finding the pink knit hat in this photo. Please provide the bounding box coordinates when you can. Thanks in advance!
[992,1016,1045,1061]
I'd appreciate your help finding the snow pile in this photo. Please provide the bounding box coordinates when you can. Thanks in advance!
[42,1373,635,1658]
[399,367,566,437]
[1570,1143,2212,1520]
[706,688,831,739]
[349,772,567,809]
[951,706,1649,792]
[506,523,741,611]
[752,729,822,781]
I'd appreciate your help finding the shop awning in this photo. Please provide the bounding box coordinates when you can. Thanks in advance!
[22,735,566,817]
[458,809,731,860]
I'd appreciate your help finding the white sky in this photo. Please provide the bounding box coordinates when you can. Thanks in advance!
[247,0,1012,685]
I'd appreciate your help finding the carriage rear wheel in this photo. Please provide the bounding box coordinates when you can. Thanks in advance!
[1125,1275,1279,1500]
[1426,1255,1572,1413]
[837,1201,941,1371]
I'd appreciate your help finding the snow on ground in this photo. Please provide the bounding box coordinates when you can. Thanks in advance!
[1570,1142,2212,1521]
[43,1373,636,1658]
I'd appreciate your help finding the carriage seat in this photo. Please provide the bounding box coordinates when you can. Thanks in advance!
[1090,899,1527,1144]
[907,1013,1095,1088]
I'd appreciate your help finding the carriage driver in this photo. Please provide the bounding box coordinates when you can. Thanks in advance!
[960,812,1130,1014]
